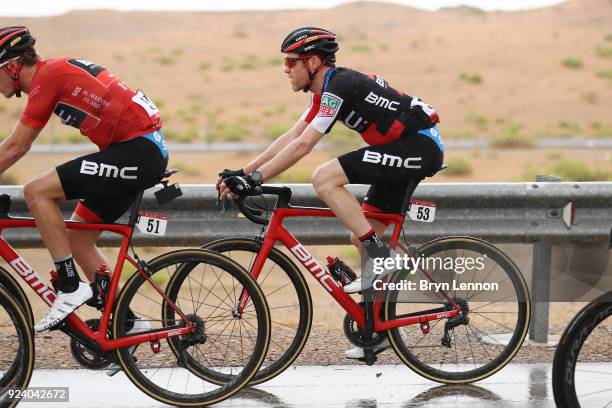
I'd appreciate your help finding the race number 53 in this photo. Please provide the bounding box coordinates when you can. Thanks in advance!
[407,200,436,223]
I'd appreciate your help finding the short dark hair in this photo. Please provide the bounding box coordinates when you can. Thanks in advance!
[21,46,40,66]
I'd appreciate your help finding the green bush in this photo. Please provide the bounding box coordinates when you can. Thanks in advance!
[221,57,236,72]
[549,159,611,181]
[171,161,200,176]
[595,69,612,81]
[171,48,183,57]
[465,112,488,129]
[67,132,88,143]
[155,55,175,65]
[198,61,211,71]
[351,43,373,53]
[213,121,247,142]
[162,129,179,141]
[113,52,125,62]
[152,98,165,109]
[265,122,289,140]
[272,169,312,183]
[326,126,363,153]
[589,121,612,138]
[444,157,472,176]
[491,121,534,148]
[561,57,583,69]
[595,44,612,59]
[459,72,483,84]
[557,120,581,136]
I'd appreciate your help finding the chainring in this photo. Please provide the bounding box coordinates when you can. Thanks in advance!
[343,304,387,348]
[69,318,112,369]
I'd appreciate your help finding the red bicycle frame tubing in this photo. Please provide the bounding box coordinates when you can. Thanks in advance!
[238,206,461,332]
[0,217,192,351]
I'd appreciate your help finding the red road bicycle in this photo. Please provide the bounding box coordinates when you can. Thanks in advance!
[204,170,531,385]
[0,170,271,407]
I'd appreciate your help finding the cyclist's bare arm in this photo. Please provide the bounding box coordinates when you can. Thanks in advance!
[0,121,40,173]
[242,118,308,174]
[256,124,324,181]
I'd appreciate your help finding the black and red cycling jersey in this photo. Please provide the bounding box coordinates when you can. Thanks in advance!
[21,57,162,151]
[301,67,440,147]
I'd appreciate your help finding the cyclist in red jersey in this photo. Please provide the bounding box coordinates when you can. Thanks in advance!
[0,26,168,332]
[218,27,443,359]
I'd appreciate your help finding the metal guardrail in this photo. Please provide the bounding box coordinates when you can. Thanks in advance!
[1,182,610,247]
[1,181,611,344]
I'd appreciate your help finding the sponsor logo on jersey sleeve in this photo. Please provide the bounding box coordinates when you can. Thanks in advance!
[318,93,343,117]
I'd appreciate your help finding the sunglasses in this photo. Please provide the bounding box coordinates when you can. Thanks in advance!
[284,55,312,69]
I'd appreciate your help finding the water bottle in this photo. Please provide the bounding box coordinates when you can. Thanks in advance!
[326,256,357,286]
[91,264,111,310]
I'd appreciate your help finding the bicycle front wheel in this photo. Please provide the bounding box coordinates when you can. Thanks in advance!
[113,249,271,407]
[552,292,612,408]
[0,284,35,408]
[202,237,313,385]
[385,236,530,384]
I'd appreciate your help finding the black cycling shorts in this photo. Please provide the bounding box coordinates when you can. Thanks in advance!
[56,136,168,222]
[338,134,443,214]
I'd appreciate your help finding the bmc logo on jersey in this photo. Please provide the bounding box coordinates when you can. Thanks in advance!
[80,160,138,180]
[362,150,422,169]
[364,92,399,111]
[319,93,343,117]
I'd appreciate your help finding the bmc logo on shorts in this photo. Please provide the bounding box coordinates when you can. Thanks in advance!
[80,160,138,179]
[362,150,422,169]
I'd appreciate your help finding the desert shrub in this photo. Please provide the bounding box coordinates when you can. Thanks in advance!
[171,161,200,176]
[221,57,236,72]
[589,121,612,138]
[444,157,472,176]
[351,43,373,53]
[113,52,125,62]
[465,112,488,130]
[272,169,312,183]
[213,121,247,142]
[266,123,289,140]
[548,159,611,181]
[595,45,612,59]
[198,61,211,71]
[561,57,583,69]
[580,91,598,104]
[459,72,483,84]
[595,69,612,81]
[557,120,581,136]
[491,121,533,148]
[155,55,175,65]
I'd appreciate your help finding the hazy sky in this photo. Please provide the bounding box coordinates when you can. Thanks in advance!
[2,0,567,17]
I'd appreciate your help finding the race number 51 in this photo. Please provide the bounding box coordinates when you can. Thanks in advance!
[136,211,167,235]
[407,200,436,223]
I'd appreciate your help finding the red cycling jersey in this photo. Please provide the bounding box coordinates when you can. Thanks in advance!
[21,57,162,151]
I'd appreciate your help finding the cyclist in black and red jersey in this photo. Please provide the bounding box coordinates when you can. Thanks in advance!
[218,26,443,358]
[0,26,168,332]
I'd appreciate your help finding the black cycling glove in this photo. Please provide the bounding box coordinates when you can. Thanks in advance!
[218,168,245,180]
[224,175,257,197]
[405,105,435,134]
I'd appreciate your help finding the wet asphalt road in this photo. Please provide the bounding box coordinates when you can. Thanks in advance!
[19,363,611,407]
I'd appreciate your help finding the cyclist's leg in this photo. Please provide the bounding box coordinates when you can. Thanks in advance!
[24,169,94,332]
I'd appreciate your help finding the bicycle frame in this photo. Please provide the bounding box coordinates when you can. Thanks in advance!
[238,205,461,332]
[0,216,192,352]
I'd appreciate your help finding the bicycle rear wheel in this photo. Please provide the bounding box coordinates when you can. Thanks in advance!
[385,236,530,383]
[552,292,612,408]
[0,284,35,408]
[113,249,271,407]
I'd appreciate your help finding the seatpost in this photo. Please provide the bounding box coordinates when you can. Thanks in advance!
[399,178,422,215]
[127,190,146,227]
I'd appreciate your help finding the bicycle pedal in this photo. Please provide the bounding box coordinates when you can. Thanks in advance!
[362,348,378,366]
[106,366,121,377]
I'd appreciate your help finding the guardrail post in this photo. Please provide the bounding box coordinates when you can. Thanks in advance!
[529,175,562,343]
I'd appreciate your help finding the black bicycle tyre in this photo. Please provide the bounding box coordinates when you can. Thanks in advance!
[552,292,612,408]
[385,236,531,384]
[113,249,271,407]
[0,267,34,326]
[201,237,313,385]
[0,284,35,408]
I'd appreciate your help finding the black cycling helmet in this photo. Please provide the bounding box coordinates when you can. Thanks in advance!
[0,26,36,64]
[281,27,338,92]
[0,26,36,98]
[281,27,338,59]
